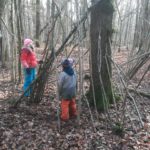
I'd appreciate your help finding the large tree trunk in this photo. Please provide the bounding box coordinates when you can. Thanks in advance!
[88,0,114,111]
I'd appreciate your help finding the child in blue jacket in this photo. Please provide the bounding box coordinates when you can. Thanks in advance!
[58,59,77,121]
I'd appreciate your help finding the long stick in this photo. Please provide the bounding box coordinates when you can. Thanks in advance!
[111,59,144,127]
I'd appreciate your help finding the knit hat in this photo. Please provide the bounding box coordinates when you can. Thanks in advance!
[24,38,33,47]
[62,59,74,76]
[68,58,74,66]
[61,59,70,67]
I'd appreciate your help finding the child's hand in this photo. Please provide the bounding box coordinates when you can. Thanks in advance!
[38,60,43,64]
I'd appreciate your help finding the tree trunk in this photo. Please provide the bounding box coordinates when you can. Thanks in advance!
[133,0,140,49]
[14,0,23,82]
[139,0,149,52]
[0,0,6,62]
[87,0,114,111]
[49,0,55,50]
[35,0,41,40]
[0,24,2,62]
[10,0,15,81]
[44,0,50,42]
[134,0,150,52]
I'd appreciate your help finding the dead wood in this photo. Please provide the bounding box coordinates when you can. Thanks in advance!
[128,87,150,99]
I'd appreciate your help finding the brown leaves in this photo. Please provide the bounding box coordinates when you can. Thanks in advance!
[0,49,150,149]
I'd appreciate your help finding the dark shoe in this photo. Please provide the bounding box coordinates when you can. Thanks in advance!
[61,118,69,122]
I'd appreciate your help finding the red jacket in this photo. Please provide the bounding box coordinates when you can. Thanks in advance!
[21,48,38,68]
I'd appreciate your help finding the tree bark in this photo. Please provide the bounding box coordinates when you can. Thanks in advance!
[35,0,41,40]
[49,0,55,50]
[133,0,140,49]
[88,0,114,111]
[10,0,15,81]
[0,0,6,62]
[14,0,23,82]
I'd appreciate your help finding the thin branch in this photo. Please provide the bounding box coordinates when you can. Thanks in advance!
[128,88,150,99]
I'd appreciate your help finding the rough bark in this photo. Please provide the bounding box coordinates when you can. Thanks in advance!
[88,0,114,111]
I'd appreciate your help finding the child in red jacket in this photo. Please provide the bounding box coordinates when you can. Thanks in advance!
[21,39,38,96]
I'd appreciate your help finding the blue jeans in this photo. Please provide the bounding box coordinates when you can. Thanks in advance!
[23,68,36,96]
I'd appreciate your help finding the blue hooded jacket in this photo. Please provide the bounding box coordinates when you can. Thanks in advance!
[58,59,77,99]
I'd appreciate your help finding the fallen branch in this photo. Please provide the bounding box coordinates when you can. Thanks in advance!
[128,87,150,99]
[136,64,150,88]
[127,54,150,79]
[111,58,144,128]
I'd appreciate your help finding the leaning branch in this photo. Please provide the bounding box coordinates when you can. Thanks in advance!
[128,88,150,99]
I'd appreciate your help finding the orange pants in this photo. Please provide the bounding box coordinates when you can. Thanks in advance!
[61,98,77,121]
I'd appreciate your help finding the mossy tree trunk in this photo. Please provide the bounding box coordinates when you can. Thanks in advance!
[88,0,114,111]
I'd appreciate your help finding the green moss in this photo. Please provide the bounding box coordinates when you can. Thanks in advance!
[112,85,122,102]
[86,86,110,111]
[114,94,122,102]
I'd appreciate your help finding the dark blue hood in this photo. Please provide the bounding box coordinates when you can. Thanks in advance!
[63,66,74,76]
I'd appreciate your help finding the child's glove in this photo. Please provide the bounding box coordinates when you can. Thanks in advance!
[29,45,34,50]
[26,68,31,75]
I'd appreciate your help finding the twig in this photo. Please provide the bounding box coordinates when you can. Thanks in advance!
[127,93,144,127]
[83,94,96,132]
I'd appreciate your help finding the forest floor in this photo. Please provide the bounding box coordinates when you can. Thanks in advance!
[0,48,150,150]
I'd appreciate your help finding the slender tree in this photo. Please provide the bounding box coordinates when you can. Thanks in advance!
[14,0,23,82]
[10,0,15,81]
[0,0,6,62]
[49,0,55,50]
[35,0,41,40]
[139,0,149,52]
[133,0,140,49]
